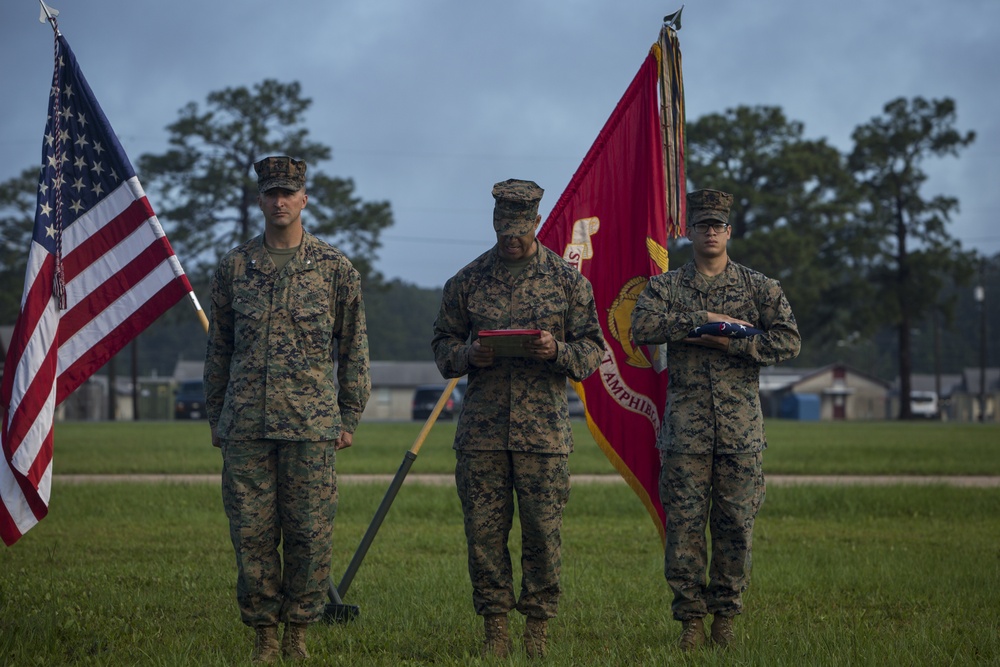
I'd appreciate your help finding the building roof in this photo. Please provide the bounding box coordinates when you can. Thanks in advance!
[172,359,206,382]
[960,367,1000,393]
[759,365,813,392]
[370,361,445,387]
[892,373,965,398]
[166,359,448,387]
[759,362,892,393]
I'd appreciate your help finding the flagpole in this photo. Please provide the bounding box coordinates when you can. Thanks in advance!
[189,292,210,333]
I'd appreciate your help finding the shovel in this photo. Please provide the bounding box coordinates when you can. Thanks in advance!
[323,377,460,622]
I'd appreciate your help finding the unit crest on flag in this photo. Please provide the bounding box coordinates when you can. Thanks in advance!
[608,276,652,369]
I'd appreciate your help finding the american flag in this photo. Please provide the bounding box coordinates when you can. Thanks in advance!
[1,34,194,546]
[688,322,764,338]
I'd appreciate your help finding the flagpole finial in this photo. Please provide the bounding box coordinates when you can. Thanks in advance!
[38,0,60,35]
[663,5,683,30]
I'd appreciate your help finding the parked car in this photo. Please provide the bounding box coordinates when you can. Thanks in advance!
[174,380,207,420]
[910,390,939,419]
[411,383,463,421]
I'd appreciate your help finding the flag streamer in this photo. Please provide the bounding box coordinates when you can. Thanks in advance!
[658,24,686,239]
[1,32,194,546]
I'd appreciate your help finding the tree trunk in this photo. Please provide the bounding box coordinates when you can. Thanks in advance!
[896,195,913,419]
[898,321,913,419]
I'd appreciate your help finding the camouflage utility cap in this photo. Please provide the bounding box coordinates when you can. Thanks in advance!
[254,156,306,193]
[492,179,544,236]
[687,189,733,225]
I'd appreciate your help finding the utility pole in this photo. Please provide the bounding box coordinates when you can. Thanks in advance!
[974,258,986,422]
[933,309,942,419]
[131,338,140,421]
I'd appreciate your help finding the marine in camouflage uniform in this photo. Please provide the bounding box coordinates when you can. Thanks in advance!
[432,179,604,658]
[204,156,371,662]
[631,189,800,650]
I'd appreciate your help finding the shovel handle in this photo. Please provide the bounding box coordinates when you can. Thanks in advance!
[409,377,460,456]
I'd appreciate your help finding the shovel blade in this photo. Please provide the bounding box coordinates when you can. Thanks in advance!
[322,601,360,624]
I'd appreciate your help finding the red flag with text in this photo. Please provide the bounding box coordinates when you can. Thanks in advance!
[1,34,193,546]
[537,51,672,541]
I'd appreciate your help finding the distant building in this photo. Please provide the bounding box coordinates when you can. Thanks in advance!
[5,345,994,423]
[949,368,1000,423]
[168,359,449,422]
[366,361,454,421]
[783,363,891,421]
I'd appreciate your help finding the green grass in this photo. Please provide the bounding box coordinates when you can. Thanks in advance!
[1,481,997,666]
[47,419,1000,476]
[5,420,995,664]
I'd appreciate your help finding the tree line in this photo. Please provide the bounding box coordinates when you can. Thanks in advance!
[0,81,995,415]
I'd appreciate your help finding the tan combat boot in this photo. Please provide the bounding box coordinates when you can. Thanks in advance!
[482,614,513,658]
[524,616,549,659]
[710,614,735,647]
[251,625,279,664]
[281,622,310,661]
[678,617,706,651]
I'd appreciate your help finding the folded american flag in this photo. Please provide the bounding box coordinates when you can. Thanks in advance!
[688,322,763,338]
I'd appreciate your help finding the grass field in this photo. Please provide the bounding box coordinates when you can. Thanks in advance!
[1,420,998,665]
[43,418,1000,476]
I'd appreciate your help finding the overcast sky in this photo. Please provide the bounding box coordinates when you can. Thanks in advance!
[1,0,997,288]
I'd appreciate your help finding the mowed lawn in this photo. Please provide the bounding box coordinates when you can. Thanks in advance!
[38,418,1000,476]
[0,420,997,666]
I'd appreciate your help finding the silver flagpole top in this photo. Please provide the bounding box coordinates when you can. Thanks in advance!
[663,5,684,31]
[38,0,61,35]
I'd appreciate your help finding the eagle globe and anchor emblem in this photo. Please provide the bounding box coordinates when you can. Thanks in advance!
[559,217,670,372]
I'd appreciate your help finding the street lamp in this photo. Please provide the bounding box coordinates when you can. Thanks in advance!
[974,272,986,422]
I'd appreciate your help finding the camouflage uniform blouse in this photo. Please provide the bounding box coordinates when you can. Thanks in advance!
[631,260,800,454]
[204,232,371,441]
[432,245,604,454]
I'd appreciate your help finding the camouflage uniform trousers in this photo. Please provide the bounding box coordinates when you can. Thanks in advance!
[659,450,765,621]
[221,438,338,627]
[455,450,570,619]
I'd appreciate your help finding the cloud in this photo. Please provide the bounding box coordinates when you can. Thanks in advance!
[1,0,997,288]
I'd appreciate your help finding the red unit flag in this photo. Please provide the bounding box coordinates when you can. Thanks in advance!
[538,49,675,541]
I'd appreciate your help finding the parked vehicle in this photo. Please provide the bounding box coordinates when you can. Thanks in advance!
[411,383,463,421]
[174,380,207,420]
[910,390,939,419]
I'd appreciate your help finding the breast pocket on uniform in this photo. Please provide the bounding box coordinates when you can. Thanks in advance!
[468,296,507,331]
[292,288,333,354]
[233,287,266,320]
[232,287,267,353]
[529,302,565,340]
